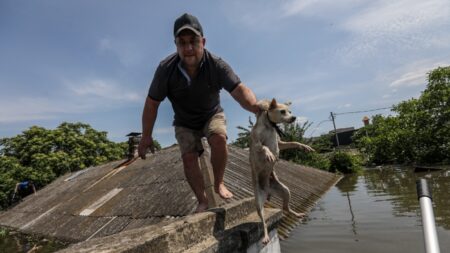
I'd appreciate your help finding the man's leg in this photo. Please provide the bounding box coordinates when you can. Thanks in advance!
[175,126,208,213]
[208,133,233,199]
[182,152,209,213]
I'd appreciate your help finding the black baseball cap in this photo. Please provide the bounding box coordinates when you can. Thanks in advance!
[174,13,203,38]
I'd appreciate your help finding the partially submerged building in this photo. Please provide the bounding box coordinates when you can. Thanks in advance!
[0,143,341,252]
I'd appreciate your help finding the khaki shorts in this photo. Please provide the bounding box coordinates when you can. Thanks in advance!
[175,112,227,156]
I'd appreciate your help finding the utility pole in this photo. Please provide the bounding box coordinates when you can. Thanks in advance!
[330,112,340,147]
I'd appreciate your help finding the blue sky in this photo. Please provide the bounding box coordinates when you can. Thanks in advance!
[1,0,450,147]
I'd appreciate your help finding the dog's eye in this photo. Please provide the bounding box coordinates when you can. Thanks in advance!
[280,110,286,114]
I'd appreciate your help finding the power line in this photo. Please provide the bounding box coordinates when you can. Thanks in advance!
[308,119,331,137]
[307,106,393,138]
[334,106,393,116]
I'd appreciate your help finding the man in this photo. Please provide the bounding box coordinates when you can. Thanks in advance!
[138,13,258,213]
[13,180,36,200]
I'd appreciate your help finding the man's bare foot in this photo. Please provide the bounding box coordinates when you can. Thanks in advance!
[194,202,209,213]
[215,183,233,199]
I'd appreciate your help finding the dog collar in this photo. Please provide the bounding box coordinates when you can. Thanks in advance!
[266,111,286,138]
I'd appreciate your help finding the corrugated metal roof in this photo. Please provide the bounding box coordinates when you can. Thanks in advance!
[0,145,340,242]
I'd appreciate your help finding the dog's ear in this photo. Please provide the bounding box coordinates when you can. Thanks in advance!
[269,98,277,110]
[285,101,292,106]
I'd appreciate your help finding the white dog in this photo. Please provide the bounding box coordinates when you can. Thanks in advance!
[249,98,314,244]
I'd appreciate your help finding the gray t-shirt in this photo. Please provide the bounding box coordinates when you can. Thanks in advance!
[148,49,241,130]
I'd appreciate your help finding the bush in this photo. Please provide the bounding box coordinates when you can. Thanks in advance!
[329,151,362,174]
[0,122,129,210]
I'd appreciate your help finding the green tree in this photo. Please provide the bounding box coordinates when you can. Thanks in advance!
[231,117,254,149]
[279,121,330,170]
[309,133,334,153]
[354,66,450,164]
[0,122,128,209]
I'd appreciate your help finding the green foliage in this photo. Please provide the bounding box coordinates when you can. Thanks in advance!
[231,117,254,149]
[354,66,450,164]
[278,121,331,171]
[0,122,128,209]
[0,228,8,238]
[328,151,362,174]
[310,133,334,153]
[152,140,162,151]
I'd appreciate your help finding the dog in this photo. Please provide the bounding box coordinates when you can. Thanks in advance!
[249,98,315,244]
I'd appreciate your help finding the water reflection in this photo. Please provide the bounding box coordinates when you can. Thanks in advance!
[362,166,450,229]
[281,167,450,253]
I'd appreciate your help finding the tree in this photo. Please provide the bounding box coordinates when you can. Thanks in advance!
[231,117,254,149]
[278,121,331,170]
[0,122,128,209]
[354,66,450,164]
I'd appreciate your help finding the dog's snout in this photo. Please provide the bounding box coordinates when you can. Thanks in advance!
[289,116,296,123]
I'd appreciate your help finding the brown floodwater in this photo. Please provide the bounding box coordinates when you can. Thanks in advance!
[281,166,450,253]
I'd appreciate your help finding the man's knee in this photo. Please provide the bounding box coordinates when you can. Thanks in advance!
[208,134,227,149]
[182,152,199,169]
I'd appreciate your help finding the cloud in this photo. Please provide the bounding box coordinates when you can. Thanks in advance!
[336,0,450,60]
[342,0,449,34]
[0,78,143,124]
[388,60,450,88]
[225,0,450,62]
[67,79,141,102]
[98,37,144,67]
[339,103,352,109]
[292,91,343,105]
[390,71,427,88]
[281,0,363,17]
[0,97,86,123]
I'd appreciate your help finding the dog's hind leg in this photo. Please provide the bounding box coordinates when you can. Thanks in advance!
[269,172,305,218]
[253,177,270,244]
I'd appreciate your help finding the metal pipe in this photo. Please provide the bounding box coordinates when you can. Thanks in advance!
[416,178,440,253]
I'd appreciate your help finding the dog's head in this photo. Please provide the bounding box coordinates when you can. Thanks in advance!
[259,98,296,124]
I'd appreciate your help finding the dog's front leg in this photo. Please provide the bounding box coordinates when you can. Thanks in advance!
[278,141,315,152]
[252,132,276,162]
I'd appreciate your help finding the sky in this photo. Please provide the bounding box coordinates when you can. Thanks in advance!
[1,0,450,147]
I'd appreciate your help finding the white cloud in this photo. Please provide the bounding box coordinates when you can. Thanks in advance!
[390,71,426,88]
[0,97,87,123]
[98,37,144,66]
[292,91,343,105]
[281,0,363,17]
[339,103,352,109]
[68,79,141,102]
[336,0,450,61]
[0,78,143,124]
[342,0,449,34]
[388,60,450,88]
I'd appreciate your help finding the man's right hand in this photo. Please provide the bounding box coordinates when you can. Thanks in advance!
[138,136,155,159]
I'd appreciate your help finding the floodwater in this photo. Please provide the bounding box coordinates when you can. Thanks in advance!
[281,166,450,253]
[0,230,67,253]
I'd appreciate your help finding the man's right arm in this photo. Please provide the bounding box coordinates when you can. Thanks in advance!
[138,96,161,159]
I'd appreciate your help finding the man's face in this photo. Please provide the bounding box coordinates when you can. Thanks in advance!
[175,30,205,69]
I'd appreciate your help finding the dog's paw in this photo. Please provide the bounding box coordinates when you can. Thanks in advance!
[262,234,270,245]
[297,143,315,152]
[262,146,276,162]
[290,210,306,218]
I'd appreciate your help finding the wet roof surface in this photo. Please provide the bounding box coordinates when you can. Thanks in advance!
[0,145,340,242]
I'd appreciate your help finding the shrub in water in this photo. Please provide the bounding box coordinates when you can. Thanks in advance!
[329,151,362,174]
